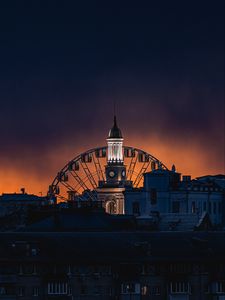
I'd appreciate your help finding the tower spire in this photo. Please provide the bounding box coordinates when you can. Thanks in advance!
[107,111,124,163]
[114,115,117,127]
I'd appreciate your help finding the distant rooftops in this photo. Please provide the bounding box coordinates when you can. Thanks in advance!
[0,193,44,201]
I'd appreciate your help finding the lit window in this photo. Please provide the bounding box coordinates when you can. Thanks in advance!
[141,285,149,295]
[121,283,140,294]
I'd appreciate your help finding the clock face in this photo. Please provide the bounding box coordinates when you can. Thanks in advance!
[108,170,116,178]
[122,170,126,178]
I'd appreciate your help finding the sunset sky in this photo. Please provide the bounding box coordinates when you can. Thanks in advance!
[0,1,224,195]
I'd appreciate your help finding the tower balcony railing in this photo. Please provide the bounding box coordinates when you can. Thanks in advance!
[98,180,133,188]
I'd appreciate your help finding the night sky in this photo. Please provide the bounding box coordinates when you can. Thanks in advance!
[0,1,224,194]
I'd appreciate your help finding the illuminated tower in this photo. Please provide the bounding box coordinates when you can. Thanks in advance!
[97,116,129,214]
[107,116,123,163]
[105,116,126,184]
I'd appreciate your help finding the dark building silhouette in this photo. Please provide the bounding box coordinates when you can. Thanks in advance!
[0,191,54,231]
[0,206,224,300]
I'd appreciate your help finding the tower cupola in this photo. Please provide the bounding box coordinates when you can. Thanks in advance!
[108,116,123,138]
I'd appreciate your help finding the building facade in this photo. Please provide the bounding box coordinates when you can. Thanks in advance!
[0,229,224,300]
[124,170,225,227]
[95,117,225,228]
[0,191,53,231]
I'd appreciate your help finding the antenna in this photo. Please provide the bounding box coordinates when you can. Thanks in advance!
[113,99,116,117]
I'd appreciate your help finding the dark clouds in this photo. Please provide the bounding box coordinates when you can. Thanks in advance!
[0,1,224,191]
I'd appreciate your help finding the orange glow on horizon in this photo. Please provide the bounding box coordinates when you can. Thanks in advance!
[0,135,224,195]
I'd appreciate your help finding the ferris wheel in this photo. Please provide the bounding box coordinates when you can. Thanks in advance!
[48,146,168,202]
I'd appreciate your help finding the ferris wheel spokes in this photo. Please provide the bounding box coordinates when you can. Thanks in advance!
[48,146,168,201]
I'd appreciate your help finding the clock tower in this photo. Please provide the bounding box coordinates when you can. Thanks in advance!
[106,116,127,184]
[96,116,131,214]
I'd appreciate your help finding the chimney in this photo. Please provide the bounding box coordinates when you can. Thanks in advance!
[21,188,25,194]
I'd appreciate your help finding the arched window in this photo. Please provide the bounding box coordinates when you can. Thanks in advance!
[106,201,116,214]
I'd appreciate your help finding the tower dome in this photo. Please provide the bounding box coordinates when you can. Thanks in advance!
[108,116,123,138]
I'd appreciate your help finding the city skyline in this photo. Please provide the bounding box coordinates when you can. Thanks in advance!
[0,115,224,195]
[0,2,224,194]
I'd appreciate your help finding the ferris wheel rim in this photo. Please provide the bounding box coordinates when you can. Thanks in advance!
[48,145,168,197]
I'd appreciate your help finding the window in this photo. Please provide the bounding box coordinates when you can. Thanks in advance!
[121,283,140,294]
[94,286,101,294]
[106,201,116,214]
[132,202,140,215]
[80,285,87,295]
[211,281,225,293]
[141,285,149,295]
[172,201,180,213]
[107,286,112,296]
[169,263,190,273]
[18,264,23,275]
[152,285,161,295]
[47,282,68,295]
[18,287,25,297]
[213,202,217,214]
[32,287,39,296]
[150,188,157,205]
[122,283,135,294]
[32,264,37,275]
[31,248,37,256]
[67,265,72,275]
[170,282,190,294]
[203,202,207,211]
[0,287,6,295]
[93,266,101,278]
[191,201,196,213]
[208,202,212,214]
[218,202,222,214]
[68,285,72,296]
[204,284,210,294]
